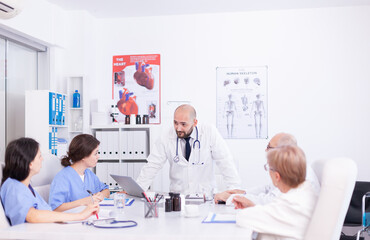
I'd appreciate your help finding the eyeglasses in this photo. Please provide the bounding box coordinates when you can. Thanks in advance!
[264,163,277,172]
[266,143,275,151]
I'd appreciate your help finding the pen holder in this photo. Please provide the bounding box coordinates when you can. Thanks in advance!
[144,201,159,218]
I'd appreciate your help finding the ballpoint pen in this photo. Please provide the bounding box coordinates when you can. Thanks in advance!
[141,192,151,202]
[86,190,99,219]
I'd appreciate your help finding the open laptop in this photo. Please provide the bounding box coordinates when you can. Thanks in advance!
[110,174,144,198]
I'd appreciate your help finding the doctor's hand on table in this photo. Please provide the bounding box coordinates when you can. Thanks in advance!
[214,189,246,204]
[232,195,255,209]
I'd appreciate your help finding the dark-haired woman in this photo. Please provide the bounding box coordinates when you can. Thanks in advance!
[0,137,99,226]
[49,134,109,211]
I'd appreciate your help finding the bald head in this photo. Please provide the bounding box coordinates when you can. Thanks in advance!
[173,104,198,138]
[174,104,197,120]
[266,132,297,151]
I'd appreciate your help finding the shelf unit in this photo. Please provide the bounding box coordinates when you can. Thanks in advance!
[67,76,85,140]
[25,90,68,157]
[90,124,151,189]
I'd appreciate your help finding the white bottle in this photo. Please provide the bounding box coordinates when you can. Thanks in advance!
[111,105,119,124]
[130,114,136,125]
[77,116,83,131]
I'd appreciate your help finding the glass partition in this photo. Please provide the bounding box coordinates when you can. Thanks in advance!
[6,41,38,143]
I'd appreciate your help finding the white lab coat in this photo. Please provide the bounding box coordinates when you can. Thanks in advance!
[136,123,241,194]
[226,164,320,205]
[236,181,318,240]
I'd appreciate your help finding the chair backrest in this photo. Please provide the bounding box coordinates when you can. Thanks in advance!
[0,199,9,229]
[0,161,3,184]
[0,162,10,228]
[304,158,357,240]
[31,153,63,203]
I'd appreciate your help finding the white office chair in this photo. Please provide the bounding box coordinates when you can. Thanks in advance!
[304,158,357,240]
[0,200,9,229]
[0,162,10,228]
[30,153,63,203]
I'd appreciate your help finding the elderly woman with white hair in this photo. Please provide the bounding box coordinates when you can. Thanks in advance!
[233,145,318,240]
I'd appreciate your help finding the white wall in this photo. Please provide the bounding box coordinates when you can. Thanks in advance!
[93,6,370,187]
[2,2,370,189]
[0,0,99,134]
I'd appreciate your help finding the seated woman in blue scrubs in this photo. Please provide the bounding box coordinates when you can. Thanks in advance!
[49,134,110,211]
[0,138,99,226]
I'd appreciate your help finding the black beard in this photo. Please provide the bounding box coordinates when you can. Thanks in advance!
[176,126,193,139]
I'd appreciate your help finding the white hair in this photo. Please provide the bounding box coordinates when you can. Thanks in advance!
[276,133,297,147]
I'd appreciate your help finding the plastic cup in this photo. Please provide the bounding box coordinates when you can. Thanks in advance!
[114,193,126,214]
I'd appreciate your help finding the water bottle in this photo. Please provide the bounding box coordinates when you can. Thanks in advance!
[73,90,80,108]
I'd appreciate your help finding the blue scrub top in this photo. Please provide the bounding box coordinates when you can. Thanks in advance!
[0,178,51,226]
[49,166,108,210]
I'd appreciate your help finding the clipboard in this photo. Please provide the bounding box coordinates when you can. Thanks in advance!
[202,212,236,223]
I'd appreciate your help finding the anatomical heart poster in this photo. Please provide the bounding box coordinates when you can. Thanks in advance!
[216,66,268,139]
[112,54,161,124]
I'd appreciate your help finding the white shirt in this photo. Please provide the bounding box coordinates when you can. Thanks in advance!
[236,181,318,240]
[136,123,241,194]
[226,164,320,205]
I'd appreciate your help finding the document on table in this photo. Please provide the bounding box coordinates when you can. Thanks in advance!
[99,198,135,206]
[61,207,113,224]
[202,212,236,223]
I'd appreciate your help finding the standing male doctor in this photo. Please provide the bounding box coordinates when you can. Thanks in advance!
[136,104,241,195]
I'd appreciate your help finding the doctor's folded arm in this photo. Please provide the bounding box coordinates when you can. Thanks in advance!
[136,104,241,195]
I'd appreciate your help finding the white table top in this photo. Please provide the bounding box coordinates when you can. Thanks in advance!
[0,199,253,240]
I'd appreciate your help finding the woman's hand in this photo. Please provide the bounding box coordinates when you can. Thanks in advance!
[232,195,255,209]
[79,203,99,220]
[92,192,105,202]
[83,192,104,205]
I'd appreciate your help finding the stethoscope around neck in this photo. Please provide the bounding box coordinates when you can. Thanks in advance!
[173,126,202,165]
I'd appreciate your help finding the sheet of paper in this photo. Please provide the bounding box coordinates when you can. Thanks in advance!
[61,207,113,224]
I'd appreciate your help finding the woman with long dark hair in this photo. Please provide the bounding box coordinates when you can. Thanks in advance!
[49,134,109,211]
[0,137,99,226]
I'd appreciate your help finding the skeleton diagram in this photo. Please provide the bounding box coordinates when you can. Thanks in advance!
[241,95,248,114]
[224,94,237,138]
[251,94,265,138]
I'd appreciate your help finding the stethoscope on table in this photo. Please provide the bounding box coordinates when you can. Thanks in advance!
[83,218,138,229]
[173,126,203,165]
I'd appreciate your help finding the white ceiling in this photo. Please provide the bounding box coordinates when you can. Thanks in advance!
[45,0,370,19]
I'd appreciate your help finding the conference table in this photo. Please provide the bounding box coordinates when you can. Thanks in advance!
[0,198,253,240]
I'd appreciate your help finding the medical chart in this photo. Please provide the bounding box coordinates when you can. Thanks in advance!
[112,54,161,124]
[216,66,268,139]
